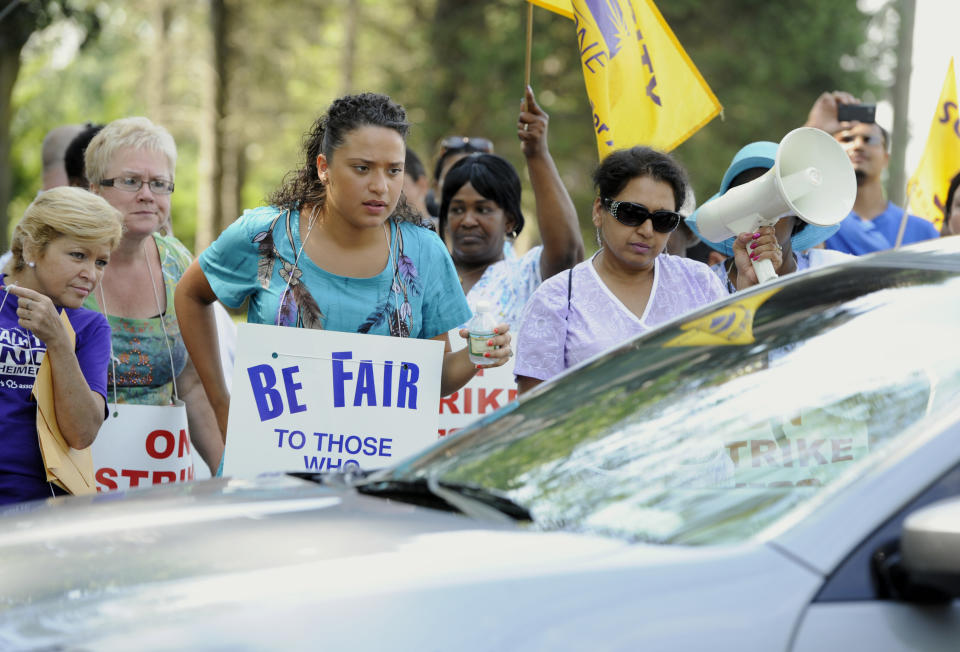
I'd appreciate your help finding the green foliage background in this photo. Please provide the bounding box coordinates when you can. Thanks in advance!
[7,0,881,254]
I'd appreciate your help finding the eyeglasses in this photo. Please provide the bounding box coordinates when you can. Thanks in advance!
[100,176,175,195]
[440,137,494,154]
[837,133,884,147]
[602,198,681,233]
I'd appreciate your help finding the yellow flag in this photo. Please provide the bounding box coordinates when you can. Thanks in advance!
[528,0,573,19]
[530,0,721,157]
[907,58,960,232]
[663,288,780,347]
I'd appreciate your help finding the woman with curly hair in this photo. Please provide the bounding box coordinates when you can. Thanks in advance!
[176,92,512,441]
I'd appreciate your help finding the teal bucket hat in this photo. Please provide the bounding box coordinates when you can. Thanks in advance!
[685,141,842,257]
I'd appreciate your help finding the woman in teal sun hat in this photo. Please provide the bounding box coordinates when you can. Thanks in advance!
[686,140,852,293]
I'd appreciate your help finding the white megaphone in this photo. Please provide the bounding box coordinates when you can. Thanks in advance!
[696,127,856,283]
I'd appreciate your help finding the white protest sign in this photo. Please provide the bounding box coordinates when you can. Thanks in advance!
[438,327,517,438]
[223,323,444,477]
[91,400,196,492]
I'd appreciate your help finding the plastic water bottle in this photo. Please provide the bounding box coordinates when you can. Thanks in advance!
[467,300,498,365]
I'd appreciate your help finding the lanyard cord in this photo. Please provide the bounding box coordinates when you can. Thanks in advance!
[386,219,407,338]
[144,237,179,402]
[276,205,320,326]
[0,282,34,344]
[0,284,11,317]
[97,283,119,407]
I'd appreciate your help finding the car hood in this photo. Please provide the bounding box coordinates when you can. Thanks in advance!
[0,474,629,596]
[0,475,817,650]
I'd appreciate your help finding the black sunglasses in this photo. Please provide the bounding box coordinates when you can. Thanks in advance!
[602,198,681,233]
[440,136,494,154]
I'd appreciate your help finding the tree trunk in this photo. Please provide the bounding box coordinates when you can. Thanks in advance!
[0,48,20,250]
[0,0,36,251]
[219,137,244,233]
[424,0,487,147]
[147,0,173,126]
[341,0,359,95]
[888,0,915,207]
[198,0,229,250]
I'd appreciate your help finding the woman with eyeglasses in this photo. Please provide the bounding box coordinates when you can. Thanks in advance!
[84,117,223,476]
[514,146,742,394]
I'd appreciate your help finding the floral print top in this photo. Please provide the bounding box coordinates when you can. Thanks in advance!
[514,253,727,383]
[458,245,543,332]
[83,234,191,405]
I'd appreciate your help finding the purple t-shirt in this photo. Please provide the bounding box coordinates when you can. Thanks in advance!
[514,253,727,383]
[0,281,111,506]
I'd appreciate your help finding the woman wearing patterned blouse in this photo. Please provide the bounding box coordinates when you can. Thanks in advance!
[514,147,763,393]
[175,93,513,442]
[438,86,584,330]
[84,117,223,474]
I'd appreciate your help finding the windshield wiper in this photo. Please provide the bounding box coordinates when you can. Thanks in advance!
[290,468,376,485]
[354,477,532,523]
[290,470,532,522]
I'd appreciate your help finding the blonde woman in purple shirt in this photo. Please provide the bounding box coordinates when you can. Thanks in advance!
[515,146,780,393]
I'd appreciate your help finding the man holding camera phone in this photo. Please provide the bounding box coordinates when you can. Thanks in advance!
[805,91,939,255]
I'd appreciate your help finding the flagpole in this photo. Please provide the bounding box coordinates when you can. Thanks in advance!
[524,2,533,110]
[894,185,912,248]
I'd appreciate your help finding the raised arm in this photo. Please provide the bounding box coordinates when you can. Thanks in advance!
[174,260,230,440]
[804,90,861,134]
[518,85,585,280]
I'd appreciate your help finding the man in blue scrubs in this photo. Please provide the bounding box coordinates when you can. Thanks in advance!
[824,120,938,255]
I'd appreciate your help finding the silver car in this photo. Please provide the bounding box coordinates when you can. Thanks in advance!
[2,239,960,651]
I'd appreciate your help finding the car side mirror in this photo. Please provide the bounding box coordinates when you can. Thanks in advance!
[900,497,960,600]
[871,497,960,603]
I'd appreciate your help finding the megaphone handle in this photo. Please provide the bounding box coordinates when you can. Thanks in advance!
[751,257,778,284]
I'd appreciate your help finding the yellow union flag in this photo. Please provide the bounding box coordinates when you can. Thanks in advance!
[528,0,574,19]
[907,58,960,232]
[531,0,721,157]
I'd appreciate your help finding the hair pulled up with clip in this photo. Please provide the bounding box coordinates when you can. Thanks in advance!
[269,92,424,225]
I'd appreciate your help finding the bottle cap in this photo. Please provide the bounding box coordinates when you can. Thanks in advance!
[475,300,492,313]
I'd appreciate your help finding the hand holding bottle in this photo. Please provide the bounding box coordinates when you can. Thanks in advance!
[462,300,512,368]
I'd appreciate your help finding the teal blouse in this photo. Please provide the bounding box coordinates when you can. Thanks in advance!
[199,206,470,339]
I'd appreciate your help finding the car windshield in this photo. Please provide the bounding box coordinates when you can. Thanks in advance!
[379,259,960,545]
